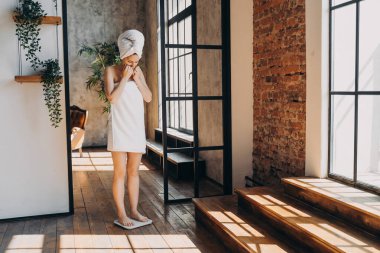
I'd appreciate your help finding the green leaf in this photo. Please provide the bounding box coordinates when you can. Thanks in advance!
[78,41,120,113]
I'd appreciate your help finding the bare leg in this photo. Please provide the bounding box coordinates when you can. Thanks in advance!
[111,151,134,226]
[127,152,149,222]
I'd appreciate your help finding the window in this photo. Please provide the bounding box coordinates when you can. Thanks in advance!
[329,0,380,189]
[167,0,193,134]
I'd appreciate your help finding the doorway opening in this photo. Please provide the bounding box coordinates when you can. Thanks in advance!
[64,0,232,208]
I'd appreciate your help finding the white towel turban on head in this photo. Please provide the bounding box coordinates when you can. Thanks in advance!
[118,29,145,59]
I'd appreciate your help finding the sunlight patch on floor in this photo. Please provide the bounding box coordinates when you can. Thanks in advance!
[5,234,200,252]
[72,151,151,172]
[6,235,44,250]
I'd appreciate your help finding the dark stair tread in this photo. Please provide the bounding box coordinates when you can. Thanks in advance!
[146,139,203,164]
[193,195,297,253]
[155,127,194,143]
[236,187,380,253]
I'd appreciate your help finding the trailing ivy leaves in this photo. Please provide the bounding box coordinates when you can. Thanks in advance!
[41,59,62,128]
[78,42,121,113]
[14,0,47,71]
[14,0,63,128]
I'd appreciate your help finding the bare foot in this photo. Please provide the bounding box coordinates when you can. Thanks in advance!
[130,211,149,222]
[117,215,134,227]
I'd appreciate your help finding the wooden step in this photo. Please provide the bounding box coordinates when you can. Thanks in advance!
[282,177,380,237]
[193,195,297,253]
[154,127,194,144]
[146,140,196,164]
[146,139,205,180]
[236,187,380,253]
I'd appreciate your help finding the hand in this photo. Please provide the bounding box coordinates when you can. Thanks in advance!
[122,65,134,80]
[133,66,143,82]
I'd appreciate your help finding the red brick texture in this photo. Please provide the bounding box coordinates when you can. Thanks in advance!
[252,0,306,185]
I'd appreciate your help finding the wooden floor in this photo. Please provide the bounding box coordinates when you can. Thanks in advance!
[0,149,229,253]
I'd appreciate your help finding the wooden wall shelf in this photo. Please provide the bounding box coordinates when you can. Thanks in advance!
[13,15,62,25]
[15,75,63,83]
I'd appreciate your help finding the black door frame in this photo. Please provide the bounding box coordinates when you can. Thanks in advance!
[159,0,232,204]
[62,0,74,215]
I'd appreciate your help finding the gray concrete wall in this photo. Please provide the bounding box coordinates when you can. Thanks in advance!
[67,0,145,146]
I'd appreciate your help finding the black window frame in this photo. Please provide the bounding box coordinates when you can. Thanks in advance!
[167,1,194,134]
[328,0,380,193]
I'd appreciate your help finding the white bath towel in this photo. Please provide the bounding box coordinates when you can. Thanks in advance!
[117,29,145,59]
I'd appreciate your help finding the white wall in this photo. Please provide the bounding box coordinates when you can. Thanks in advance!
[305,0,330,178]
[230,0,254,189]
[0,0,70,219]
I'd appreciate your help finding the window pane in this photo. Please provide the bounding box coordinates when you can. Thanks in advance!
[357,96,380,187]
[199,150,224,197]
[178,0,186,13]
[198,49,222,96]
[178,19,185,44]
[174,101,179,128]
[332,0,353,6]
[330,95,355,179]
[185,0,191,8]
[168,0,173,19]
[169,57,174,95]
[179,56,185,95]
[179,100,186,129]
[173,57,178,94]
[184,16,192,44]
[331,5,356,91]
[168,47,173,59]
[172,0,177,17]
[359,0,380,91]
[168,25,173,44]
[197,0,221,45]
[169,101,174,127]
[185,51,192,94]
[198,100,223,147]
[173,23,178,45]
[186,100,193,131]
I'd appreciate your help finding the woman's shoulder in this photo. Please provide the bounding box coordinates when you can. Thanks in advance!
[105,64,119,73]
[105,65,122,79]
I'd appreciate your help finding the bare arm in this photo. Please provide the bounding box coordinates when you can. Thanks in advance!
[133,66,152,103]
[104,66,134,104]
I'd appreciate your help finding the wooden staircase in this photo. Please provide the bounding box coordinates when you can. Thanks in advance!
[145,128,205,180]
[193,177,380,253]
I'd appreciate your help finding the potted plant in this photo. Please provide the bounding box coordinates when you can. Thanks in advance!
[41,59,62,128]
[14,0,47,70]
[78,42,121,113]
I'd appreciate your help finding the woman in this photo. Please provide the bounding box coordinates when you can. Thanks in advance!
[105,29,152,229]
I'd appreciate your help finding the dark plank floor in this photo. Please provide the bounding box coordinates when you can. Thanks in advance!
[0,149,229,253]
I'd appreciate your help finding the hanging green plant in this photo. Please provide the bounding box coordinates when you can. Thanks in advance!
[13,0,63,128]
[41,59,62,128]
[78,42,121,113]
[14,0,47,70]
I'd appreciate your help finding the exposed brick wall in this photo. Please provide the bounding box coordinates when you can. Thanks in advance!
[252,0,306,185]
